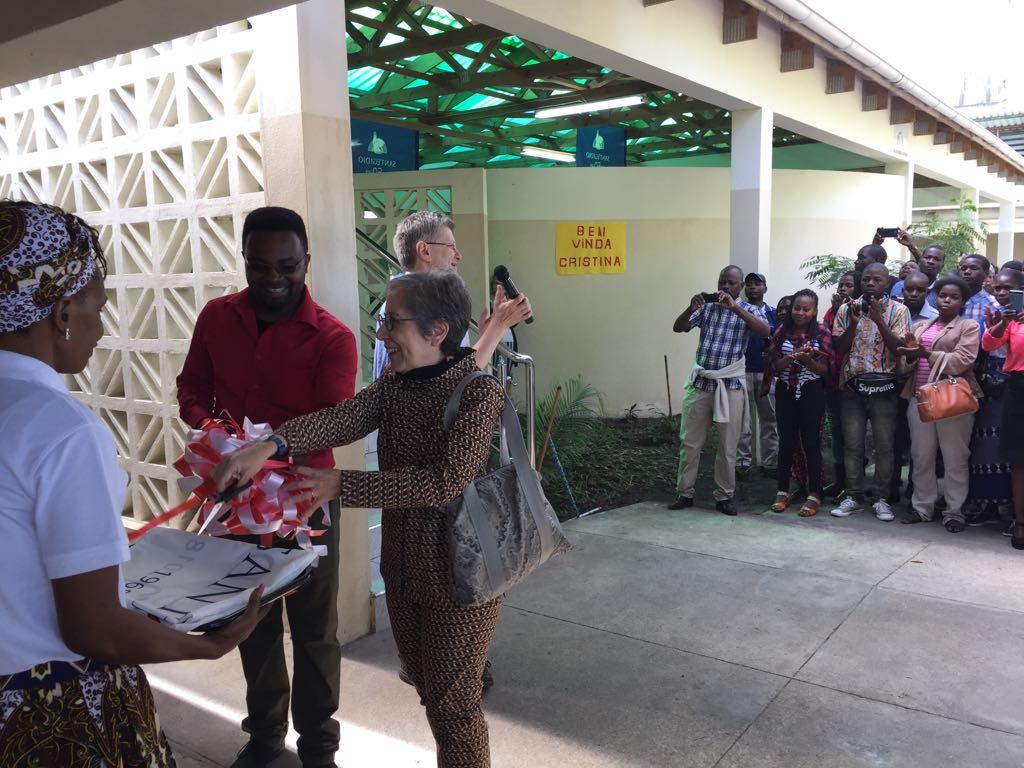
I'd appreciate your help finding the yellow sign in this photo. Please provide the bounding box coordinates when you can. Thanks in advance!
[555,221,626,275]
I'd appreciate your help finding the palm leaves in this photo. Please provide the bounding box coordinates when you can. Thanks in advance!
[800,253,856,289]
[535,375,605,432]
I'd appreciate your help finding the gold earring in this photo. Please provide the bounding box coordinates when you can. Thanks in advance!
[64,328,71,341]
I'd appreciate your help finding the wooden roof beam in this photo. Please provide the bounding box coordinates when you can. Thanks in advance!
[354,57,590,109]
[861,81,888,112]
[780,28,814,72]
[913,110,936,136]
[825,59,855,94]
[723,0,758,44]
[348,24,508,68]
[890,96,914,125]
[933,122,953,145]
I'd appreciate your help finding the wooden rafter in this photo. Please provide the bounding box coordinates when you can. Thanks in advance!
[890,96,914,125]
[825,58,855,94]
[780,28,814,72]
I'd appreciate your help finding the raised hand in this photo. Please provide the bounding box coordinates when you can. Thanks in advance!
[689,293,706,312]
[487,284,532,329]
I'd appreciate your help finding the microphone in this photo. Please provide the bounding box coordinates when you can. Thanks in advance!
[493,264,534,324]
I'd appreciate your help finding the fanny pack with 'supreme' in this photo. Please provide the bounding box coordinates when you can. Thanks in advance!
[846,372,897,397]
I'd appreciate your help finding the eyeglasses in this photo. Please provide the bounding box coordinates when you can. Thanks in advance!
[425,241,459,253]
[243,255,308,276]
[377,313,423,332]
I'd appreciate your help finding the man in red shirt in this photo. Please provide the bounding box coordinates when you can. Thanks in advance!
[177,207,357,768]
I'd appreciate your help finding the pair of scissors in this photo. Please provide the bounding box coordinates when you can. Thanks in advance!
[197,479,253,535]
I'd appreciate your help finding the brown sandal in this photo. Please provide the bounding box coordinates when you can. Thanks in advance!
[799,494,822,517]
[770,491,791,513]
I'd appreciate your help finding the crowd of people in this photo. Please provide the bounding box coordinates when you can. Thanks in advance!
[671,230,1024,550]
[3,194,1022,768]
[0,201,529,768]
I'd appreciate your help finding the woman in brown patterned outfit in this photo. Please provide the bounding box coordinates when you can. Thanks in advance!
[216,269,521,768]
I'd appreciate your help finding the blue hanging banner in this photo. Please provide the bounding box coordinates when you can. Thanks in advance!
[351,118,418,173]
[575,125,626,167]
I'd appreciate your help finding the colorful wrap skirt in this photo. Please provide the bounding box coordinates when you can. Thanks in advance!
[0,659,174,768]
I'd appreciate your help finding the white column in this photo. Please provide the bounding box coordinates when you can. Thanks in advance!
[885,160,915,228]
[252,0,371,644]
[998,200,1017,264]
[730,107,772,278]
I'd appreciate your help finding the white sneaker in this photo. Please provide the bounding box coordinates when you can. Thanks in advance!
[873,499,894,521]
[830,497,863,517]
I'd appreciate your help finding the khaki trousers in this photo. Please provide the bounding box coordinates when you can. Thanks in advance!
[676,384,746,501]
[907,397,974,523]
[737,371,778,468]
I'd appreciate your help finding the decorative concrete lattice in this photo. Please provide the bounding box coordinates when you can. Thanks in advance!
[0,23,266,521]
[355,186,452,379]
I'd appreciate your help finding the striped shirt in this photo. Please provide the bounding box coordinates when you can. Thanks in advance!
[773,327,833,398]
[914,321,946,390]
[690,301,768,392]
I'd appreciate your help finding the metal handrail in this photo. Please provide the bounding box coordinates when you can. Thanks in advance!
[355,227,538,467]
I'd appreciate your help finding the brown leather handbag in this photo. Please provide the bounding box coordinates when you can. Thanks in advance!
[915,356,979,423]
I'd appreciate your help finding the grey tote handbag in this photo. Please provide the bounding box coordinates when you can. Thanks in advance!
[443,371,570,606]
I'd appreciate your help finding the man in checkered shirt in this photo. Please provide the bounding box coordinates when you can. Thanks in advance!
[669,265,770,516]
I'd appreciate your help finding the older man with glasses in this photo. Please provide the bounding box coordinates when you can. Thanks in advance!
[373,211,531,380]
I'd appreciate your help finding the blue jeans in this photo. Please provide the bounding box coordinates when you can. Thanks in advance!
[839,389,897,499]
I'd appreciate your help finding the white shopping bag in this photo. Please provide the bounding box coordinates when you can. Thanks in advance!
[125,527,318,633]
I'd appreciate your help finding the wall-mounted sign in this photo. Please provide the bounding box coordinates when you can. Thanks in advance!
[576,125,626,167]
[351,118,418,173]
[555,222,626,275]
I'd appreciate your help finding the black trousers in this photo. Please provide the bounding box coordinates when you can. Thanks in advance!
[775,379,826,495]
[236,500,341,766]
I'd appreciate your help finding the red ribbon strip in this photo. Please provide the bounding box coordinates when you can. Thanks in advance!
[127,416,326,554]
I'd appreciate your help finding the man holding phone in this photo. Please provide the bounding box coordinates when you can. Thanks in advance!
[884,227,945,308]
[830,263,911,522]
[670,265,770,516]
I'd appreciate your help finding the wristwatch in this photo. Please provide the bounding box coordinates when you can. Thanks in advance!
[260,433,289,459]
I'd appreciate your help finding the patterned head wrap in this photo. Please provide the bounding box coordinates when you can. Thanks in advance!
[0,201,106,333]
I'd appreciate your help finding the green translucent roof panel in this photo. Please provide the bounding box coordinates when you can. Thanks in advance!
[345,2,811,168]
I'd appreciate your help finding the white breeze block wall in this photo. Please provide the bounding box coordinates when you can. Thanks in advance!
[0,22,266,521]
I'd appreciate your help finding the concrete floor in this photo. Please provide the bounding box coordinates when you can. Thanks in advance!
[149,502,1024,768]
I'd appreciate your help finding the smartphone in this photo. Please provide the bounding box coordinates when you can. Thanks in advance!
[701,292,721,304]
[1010,289,1024,314]
[878,227,900,238]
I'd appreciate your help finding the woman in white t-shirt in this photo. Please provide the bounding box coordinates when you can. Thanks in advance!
[0,201,264,767]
